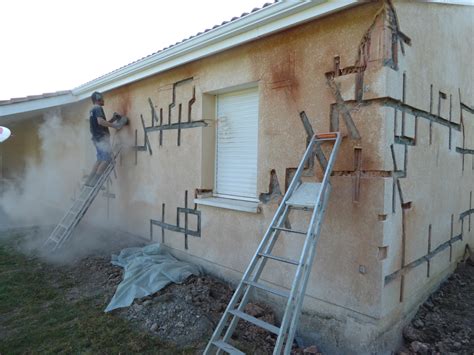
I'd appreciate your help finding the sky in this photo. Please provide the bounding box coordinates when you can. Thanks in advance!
[0,0,270,101]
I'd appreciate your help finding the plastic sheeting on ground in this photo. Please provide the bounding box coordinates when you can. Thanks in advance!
[105,243,201,312]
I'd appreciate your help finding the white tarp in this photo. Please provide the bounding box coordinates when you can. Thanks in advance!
[105,243,201,312]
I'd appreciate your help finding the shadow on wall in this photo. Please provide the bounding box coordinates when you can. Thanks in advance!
[0,110,85,229]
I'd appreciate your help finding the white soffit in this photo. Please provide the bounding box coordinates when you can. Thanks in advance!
[420,0,474,5]
[72,0,360,99]
[0,93,75,119]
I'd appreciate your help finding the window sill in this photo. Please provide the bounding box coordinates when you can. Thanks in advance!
[194,197,261,213]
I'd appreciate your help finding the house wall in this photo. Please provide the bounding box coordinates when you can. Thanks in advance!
[62,3,387,334]
[0,118,41,181]
[377,0,474,350]
[321,1,474,352]
[0,107,91,226]
[4,1,472,353]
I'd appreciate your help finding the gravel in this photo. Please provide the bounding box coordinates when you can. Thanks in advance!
[398,259,474,354]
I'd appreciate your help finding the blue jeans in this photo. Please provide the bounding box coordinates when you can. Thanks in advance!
[93,138,112,162]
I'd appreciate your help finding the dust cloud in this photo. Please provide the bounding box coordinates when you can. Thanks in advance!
[0,110,142,261]
[0,110,84,231]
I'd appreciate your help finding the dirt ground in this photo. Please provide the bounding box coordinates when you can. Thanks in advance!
[59,237,320,353]
[3,226,473,354]
[399,257,474,355]
[64,254,281,353]
[3,225,320,354]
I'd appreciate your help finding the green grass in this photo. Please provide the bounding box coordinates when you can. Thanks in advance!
[0,232,192,354]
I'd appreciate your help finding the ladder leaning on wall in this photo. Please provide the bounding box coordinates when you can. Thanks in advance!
[204,132,342,355]
[43,146,122,252]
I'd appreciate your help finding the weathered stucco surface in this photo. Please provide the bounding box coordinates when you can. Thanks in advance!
[2,1,473,353]
[0,119,40,181]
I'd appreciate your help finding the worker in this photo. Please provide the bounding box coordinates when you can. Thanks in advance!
[85,91,120,187]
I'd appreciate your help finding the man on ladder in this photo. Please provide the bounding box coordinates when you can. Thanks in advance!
[85,91,125,187]
[43,92,128,251]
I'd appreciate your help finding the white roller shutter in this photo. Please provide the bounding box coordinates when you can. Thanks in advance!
[216,87,259,200]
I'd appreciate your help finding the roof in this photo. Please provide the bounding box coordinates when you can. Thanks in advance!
[0,91,75,120]
[0,91,72,106]
[76,1,277,91]
[1,0,361,118]
[71,0,361,99]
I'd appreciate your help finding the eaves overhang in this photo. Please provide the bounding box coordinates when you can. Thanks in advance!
[0,92,75,120]
[72,0,361,99]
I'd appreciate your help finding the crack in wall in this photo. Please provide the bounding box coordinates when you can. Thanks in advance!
[259,169,282,204]
[299,111,317,173]
[322,0,472,305]
[283,111,327,192]
[385,232,463,286]
[325,0,413,142]
[150,190,201,250]
[326,75,361,140]
[134,79,205,157]
[343,97,462,131]
[134,115,153,165]
[427,224,432,277]
[331,170,393,177]
[461,102,474,114]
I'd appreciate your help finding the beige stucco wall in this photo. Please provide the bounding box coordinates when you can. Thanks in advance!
[0,118,41,180]
[377,0,474,346]
[69,2,387,327]
[3,1,473,353]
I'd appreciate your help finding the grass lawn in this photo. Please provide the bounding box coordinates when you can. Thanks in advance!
[0,230,193,354]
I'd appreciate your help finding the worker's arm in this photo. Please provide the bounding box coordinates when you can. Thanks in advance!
[97,116,118,129]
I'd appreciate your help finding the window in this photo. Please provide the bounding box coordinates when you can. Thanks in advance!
[215,87,259,201]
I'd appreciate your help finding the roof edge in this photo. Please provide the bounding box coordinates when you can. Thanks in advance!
[422,0,474,5]
[0,92,75,118]
[72,0,360,99]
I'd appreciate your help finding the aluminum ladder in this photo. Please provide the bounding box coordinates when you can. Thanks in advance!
[204,132,342,355]
[43,148,121,251]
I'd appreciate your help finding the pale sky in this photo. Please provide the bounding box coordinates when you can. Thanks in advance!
[0,0,270,101]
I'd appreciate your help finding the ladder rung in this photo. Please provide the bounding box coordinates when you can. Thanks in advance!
[212,340,245,355]
[51,231,64,239]
[62,215,74,222]
[244,280,290,298]
[285,201,316,208]
[315,132,337,139]
[272,226,306,235]
[49,237,60,244]
[44,152,122,252]
[49,232,61,240]
[45,239,58,246]
[288,205,312,211]
[229,309,280,335]
[259,253,299,265]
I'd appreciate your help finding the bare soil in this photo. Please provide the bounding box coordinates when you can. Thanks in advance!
[5,226,288,353]
[63,254,281,353]
[5,226,472,354]
[399,259,474,355]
